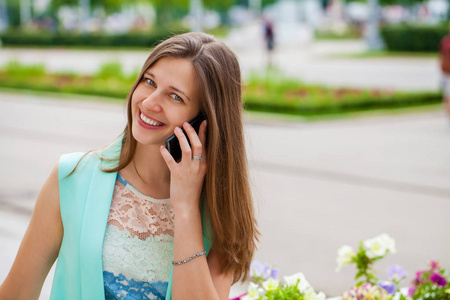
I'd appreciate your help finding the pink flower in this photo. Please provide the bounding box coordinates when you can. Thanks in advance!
[430,272,448,287]
[413,271,425,285]
[428,260,441,271]
[408,286,416,297]
[229,293,247,300]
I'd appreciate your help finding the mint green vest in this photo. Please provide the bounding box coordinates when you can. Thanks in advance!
[50,135,212,300]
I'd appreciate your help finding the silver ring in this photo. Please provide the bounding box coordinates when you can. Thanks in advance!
[193,155,202,160]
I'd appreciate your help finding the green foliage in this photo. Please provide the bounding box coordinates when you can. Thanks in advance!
[244,69,441,115]
[92,0,124,13]
[262,0,277,7]
[5,0,20,28]
[0,61,135,99]
[150,0,189,25]
[413,282,450,300]
[50,0,124,14]
[204,0,235,13]
[95,62,125,79]
[352,242,383,286]
[3,61,46,77]
[263,283,305,300]
[0,62,442,115]
[380,24,448,52]
[315,29,361,40]
[0,29,188,48]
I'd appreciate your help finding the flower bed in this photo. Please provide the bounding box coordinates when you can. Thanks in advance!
[237,234,449,300]
[0,62,441,117]
[244,71,441,116]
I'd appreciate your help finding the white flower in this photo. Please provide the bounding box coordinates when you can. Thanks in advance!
[262,277,279,291]
[241,282,263,300]
[378,233,396,254]
[336,245,355,272]
[284,272,311,293]
[364,233,395,259]
[304,288,326,300]
[315,291,326,300]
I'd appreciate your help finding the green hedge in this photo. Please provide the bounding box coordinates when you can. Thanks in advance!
[0,62,442,116]
[0,29,187,48]
[380,24,448,52]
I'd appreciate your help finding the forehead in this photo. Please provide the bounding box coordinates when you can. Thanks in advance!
[146,57,198,97]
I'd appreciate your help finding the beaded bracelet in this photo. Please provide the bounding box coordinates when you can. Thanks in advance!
[172,250,207,266]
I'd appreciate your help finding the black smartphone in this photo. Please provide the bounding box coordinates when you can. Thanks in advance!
[165,114,206,162]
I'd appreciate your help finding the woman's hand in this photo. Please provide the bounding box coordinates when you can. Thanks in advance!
[160,120,207,214]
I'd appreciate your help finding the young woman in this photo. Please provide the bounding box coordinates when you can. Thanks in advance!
[0,32,259,300]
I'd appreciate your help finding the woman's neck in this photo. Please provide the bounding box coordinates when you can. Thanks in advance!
[121,143,171,199]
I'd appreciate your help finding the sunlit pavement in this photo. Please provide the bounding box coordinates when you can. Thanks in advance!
[1,91,449,298]
[0,39,440,92]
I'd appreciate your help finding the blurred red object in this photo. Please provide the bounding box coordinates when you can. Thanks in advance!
[439,34,450,74]
[229,293,247,300]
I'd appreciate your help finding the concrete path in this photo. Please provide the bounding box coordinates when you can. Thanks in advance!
[1,92,449,298]
[0,39,441,91]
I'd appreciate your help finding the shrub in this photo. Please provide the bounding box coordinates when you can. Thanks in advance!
[3,61,46,77]
[96,62,125,79]
[244,70,441,115]
[380,24,448,52]
[0,29,187,48]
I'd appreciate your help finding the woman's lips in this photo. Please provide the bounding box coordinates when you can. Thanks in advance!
[137,109,166,129]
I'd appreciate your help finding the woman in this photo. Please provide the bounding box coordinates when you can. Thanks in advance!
[0,32,259,300]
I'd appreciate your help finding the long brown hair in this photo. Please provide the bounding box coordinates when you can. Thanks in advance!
[96,32,258,283]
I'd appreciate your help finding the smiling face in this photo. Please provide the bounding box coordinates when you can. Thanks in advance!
[130,56,201,147]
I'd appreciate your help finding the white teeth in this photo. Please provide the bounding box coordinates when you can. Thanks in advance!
[140,113,163,126]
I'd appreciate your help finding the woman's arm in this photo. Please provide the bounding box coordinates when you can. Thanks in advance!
[160,121,233,299]
[172,209,232,300]
[0,163,63,300]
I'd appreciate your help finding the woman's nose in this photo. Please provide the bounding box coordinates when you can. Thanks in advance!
[142,91,162,112]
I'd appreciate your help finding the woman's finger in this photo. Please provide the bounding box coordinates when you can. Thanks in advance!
[174,126,192,162]
[197,120,207,160]
[182,122,203,159]
[159,145,177,170]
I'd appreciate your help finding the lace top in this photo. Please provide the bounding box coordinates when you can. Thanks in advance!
[102,173,175,300]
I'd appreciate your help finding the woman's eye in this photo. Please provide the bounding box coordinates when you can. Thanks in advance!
[145,78,156,87]
[171,94,184,102]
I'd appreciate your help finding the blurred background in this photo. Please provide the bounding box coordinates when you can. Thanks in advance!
[0,0,449,299]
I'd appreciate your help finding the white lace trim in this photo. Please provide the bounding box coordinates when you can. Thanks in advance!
[103,224,174,283]
[108,174,175,241]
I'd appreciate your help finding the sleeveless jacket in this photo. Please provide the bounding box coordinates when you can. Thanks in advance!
[50,135,212,300]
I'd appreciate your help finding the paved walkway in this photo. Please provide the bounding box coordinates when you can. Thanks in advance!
[1,92,449,298]
[0,39,440,91]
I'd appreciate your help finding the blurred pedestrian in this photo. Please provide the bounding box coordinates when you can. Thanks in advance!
[439,26,450,119]
[263,18,275,66]
[0,32,259,300]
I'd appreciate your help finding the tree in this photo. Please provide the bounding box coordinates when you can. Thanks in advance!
[50,0,125,15]
[203,0,234,13]
[149,0,189,25]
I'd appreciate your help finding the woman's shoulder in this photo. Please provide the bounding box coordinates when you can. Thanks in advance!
[58,135,124,179]
[58,151,99,179]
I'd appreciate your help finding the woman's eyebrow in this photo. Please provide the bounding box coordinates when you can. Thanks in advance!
[169,86,191,102]
[144,71,191,102]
